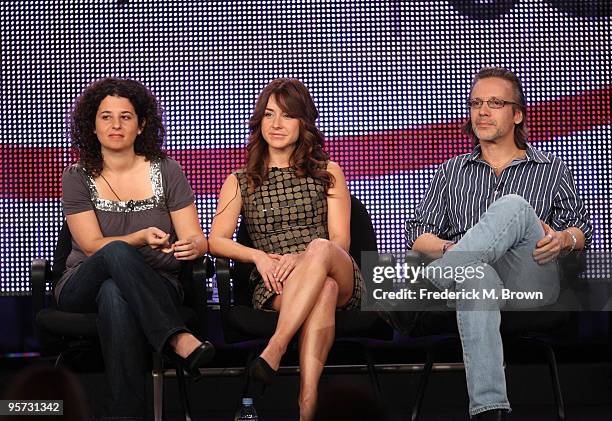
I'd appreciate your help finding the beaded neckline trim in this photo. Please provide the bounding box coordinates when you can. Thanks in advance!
[83,160,166,213]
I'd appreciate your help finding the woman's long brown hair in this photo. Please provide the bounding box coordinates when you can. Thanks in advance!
[245,78,334,192]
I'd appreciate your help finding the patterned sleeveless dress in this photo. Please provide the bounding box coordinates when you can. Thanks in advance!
[235,167,364,310]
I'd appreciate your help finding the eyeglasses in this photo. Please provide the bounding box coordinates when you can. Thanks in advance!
[467,98,519,109]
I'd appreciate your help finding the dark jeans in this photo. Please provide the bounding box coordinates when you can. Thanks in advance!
[58,241,188,420]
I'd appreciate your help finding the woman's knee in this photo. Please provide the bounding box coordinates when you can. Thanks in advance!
[305,238,335,262]
[100,240,139,262]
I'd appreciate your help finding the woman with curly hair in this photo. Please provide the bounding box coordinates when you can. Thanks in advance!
[57,77,214,420]
[209,78,364,420]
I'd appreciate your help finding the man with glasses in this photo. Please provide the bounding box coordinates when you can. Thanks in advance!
[404,67,592,420]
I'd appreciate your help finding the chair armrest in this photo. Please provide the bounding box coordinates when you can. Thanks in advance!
[181,255,213,305]
[178,256,214,337]
[215,257,232,311]
[192,255,215,284]
[31,259,51,316]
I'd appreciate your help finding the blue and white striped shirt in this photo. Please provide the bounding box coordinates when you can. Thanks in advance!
[405,144,593,249]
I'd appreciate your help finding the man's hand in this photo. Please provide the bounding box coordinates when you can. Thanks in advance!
[533,221,566,264]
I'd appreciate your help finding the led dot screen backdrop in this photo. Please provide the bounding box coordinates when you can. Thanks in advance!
[1,1,610,295]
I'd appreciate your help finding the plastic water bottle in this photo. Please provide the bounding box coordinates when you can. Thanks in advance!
[234,397,258,420]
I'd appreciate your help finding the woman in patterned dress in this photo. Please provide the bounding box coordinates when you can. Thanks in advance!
[209,78,364,420]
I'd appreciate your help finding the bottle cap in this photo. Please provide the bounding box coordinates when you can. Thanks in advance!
[242,397,253,405]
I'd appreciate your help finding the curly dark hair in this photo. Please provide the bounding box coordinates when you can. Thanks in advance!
[462,67,528,149]
[246,78,334,192]
[70,77,166,176]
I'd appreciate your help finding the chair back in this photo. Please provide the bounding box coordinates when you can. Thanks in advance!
[231,195,377,306]
[232,219,257,306]
[52,222,73,289]
[348,195,377,268]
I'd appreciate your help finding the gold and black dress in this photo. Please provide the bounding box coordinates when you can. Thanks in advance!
[235,167,364,310]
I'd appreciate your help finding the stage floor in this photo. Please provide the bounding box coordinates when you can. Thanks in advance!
[1,356,610,420]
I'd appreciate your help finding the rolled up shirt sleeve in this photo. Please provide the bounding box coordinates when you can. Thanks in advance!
[549,162,593,248]
[405,165,450,249]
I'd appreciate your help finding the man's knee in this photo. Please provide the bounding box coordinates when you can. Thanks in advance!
[491,194,531,215]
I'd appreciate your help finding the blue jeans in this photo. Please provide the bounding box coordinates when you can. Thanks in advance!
[425,194,560,416]
[58,241,189,420]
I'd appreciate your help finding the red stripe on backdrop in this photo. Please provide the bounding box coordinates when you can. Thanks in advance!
[1,85,610,200]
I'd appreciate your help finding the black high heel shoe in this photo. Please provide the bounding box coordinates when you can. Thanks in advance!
[246,356,277,396]
[177,341,215,381]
